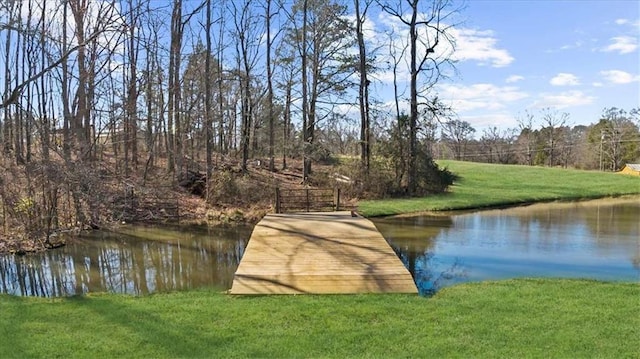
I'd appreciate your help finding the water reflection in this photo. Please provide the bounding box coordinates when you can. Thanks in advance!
[0,225,251,297]
[1,198,638,298]
[374,198,640,295]
[374,215,467,295]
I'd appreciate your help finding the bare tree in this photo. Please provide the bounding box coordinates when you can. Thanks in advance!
[516,111,536,166]
[1,4,14,155]
[124,0,142,174]
[441,119,475,160]
[481,126,516,164]
[265,0,276,171]
[558,126,580,169]
[231,0,263,172]
[274,46,298,170]
[300,0,310,181]
[385,27,408,188]
[215,0,227,155]
[140,0,166,171]
[205,0,213,184]
[541,108,569,167]
[590,107,640,171]
[69,0,92,160]
[355,0,373,173]
[285,0,355,182]
[379,0,457,194]
[38,0,50,161]
[167,0,182,172]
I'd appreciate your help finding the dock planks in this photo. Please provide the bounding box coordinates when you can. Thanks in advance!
[230,211,417,294]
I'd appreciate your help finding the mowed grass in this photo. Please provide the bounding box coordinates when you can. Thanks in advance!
[1,279,637,358]
[359,160,640,217]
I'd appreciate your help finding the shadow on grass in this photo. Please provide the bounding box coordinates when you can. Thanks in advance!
[69,294,230,357]
[0,295,30,358]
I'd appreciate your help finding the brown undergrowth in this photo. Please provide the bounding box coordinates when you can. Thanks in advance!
[0,151,356,254]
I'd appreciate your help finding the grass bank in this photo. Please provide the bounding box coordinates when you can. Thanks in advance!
[359,161,640,217]
[1,279,637,358]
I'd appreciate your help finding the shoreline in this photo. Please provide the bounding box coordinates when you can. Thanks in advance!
[370,194,640,219]
[3,194,637,255]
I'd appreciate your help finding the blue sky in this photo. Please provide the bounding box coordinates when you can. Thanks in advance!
[428,0,639,132]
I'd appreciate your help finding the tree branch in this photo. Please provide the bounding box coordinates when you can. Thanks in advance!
[0,29,105,110]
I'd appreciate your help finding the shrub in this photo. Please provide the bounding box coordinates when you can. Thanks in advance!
[207,170,239,206]
[207,170,274,208]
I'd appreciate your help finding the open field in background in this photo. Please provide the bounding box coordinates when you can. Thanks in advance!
[1,279,637,358]
[359,160,640,217]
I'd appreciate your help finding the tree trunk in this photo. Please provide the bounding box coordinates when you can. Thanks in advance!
[126,0,139,171]
[70,0,90,161]
[2,15,12,155]
[408,0,419,195]
[301,0,310,182]
[266,0,275,171]
[39,0,50,161]
[167,0,183,173]
[205,0,213,189]
[355,0,370,174]
[282,76,292,170]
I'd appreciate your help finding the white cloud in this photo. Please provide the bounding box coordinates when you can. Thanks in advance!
[602,36,638,54]
[599,70,639,84]
[459,112,519,129]
[451,28,514,67]
[505,75,524,83]
[531,91,595,109]
[558,41,584,51]
[550,73,580,86]
[438,83,528,112]
[344,13,378,44]
[372,14,514,94]
[613,18,640,29]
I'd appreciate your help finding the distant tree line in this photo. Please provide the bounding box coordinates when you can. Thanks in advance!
[434,107,640,171]
[305,106,640,174]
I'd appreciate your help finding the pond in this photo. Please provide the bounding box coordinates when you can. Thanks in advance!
[373,197,640,295]
[0,225,252,296]
[0,198,638,297]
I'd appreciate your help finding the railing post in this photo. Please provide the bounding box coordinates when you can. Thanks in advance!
[306,188,310,212]
[335,188,340,211]
[275,187,281,213]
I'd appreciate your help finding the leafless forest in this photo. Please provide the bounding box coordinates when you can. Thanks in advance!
[0,0,638,250]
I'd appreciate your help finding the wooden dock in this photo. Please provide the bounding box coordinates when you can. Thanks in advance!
[230,211,417,294]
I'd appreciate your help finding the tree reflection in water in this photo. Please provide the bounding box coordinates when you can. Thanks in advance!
[0,225,251,297]
[374,215,468,296]
[2,199,638,297]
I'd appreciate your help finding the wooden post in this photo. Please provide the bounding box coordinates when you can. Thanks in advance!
[335,188,340,211]
[305,188,310,212]
[275,187,281,213]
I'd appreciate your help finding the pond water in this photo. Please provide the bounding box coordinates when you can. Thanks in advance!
[373,197,640,295]
[0,225,251,296]
[0,198,638,297]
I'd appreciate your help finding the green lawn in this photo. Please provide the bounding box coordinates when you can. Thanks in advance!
[359,161,640,217]
[1,279,637,358]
